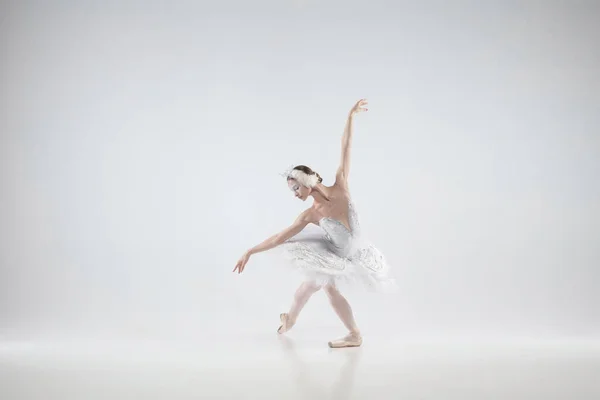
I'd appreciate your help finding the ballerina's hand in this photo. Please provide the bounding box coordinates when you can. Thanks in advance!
[349,98,368,116]
[233,251,251,274]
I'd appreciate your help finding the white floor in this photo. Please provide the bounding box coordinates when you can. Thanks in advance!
[1,332,599,400]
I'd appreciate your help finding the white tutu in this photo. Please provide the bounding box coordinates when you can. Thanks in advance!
[278,200,396,293]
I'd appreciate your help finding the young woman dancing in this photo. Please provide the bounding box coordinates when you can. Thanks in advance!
[234,99,395,348]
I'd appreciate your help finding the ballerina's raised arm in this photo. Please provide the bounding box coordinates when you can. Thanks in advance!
[334,98,368,188]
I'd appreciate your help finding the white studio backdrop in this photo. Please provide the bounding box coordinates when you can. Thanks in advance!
[1,0,599,342]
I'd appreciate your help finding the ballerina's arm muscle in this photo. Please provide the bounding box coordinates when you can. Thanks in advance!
[335,114,354,186]
[247,210,312,255]
[335,99,367,186]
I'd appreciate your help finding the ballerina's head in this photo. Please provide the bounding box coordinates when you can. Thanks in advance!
[285,165,323,201]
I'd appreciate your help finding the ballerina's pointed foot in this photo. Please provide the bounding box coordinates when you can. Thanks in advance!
[328,332,363,348]
[277,313,295,334]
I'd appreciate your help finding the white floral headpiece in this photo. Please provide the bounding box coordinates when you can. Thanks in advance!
[280,165,319,188]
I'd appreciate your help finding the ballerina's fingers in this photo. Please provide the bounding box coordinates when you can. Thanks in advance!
[359,99,368,111]
[352,98,368,113]
[233,260,243,273]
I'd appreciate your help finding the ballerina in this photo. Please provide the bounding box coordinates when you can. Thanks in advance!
[234,99,395,348]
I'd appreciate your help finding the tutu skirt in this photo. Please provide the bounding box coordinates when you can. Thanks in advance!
[278,228,396,293]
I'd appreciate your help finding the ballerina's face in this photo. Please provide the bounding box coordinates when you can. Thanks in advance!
[288,178,310,201]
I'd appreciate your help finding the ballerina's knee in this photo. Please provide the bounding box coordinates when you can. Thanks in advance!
[323,283,341,299]
[294,281,321,302]
[302,280,322,292]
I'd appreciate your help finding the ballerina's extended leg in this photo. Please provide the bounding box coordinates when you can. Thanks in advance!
[324,283,362,348]
[278,280,322,334]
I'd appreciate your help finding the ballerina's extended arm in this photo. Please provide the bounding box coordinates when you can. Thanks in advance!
[233,210,313,274]
[335,99,368,187]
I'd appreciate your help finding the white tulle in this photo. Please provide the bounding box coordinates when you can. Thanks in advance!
[278,199,396,293]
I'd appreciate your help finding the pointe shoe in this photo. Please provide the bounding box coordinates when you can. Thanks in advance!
[277,313,295,334]
[328,332,363,348]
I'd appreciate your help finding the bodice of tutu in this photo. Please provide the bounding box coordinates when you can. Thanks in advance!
[318,200,362,257]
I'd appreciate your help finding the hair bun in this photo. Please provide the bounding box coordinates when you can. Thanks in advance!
[291,165,322,185]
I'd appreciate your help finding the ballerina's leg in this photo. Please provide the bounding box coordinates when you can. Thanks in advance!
[279,280,322,333]
[324,283,363,348]
[323,283,360,334]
